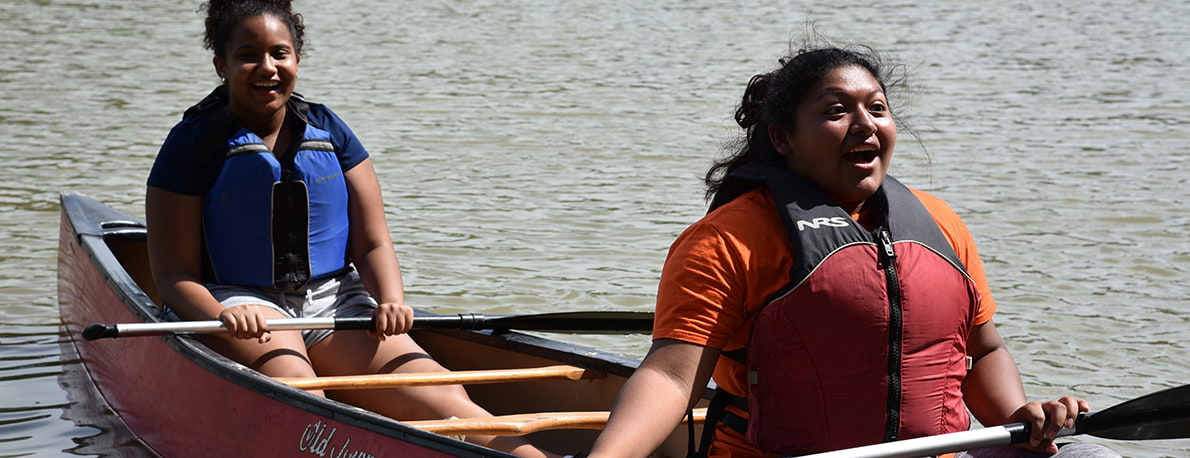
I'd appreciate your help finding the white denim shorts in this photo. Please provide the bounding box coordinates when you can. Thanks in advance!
[162,269,378,348]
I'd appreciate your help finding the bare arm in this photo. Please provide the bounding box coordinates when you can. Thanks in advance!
[963,321,1088,453]
[146,186,223,320]
[963,321,1027,423]
[145,186,271,340]
[343,158,412,336]
[588,339,720,458]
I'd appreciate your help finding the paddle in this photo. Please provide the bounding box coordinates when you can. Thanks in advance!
[81,311,654,340]
[799,383,1190,458]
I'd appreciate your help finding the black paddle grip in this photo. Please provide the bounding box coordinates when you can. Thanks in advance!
[332,316,378,331]
[1006,422,1031,444]
[82,323,118,340]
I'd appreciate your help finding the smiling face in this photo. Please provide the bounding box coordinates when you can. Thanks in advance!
[213,14,299,128]
[769,65,896,212]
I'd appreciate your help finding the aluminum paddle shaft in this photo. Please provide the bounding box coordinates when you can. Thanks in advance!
[82,311,655,340]
[799,383,1190,458]
[797,424,1029,458]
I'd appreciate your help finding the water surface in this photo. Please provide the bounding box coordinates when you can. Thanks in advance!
[1,0,1186,456]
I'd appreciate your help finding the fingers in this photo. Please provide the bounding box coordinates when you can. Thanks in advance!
[219,305,273,342]
[373,303,414,340]
[1057,395,1084,428]
[1014,402,1053,451]
[219,302,416,343]
[1038,401,1068,448]
[1011,397,1091,454]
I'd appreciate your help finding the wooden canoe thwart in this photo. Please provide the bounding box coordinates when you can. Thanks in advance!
[275,364,606,390]
[57,192,711,457]
[406,408,709,436]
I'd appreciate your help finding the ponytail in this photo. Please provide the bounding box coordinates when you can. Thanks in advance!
[704,71,782,200]
[734,73,771,130]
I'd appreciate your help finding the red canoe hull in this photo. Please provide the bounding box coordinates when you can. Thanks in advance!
[57,195,495,457]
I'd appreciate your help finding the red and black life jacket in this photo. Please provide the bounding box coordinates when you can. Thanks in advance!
[698,161,980,456]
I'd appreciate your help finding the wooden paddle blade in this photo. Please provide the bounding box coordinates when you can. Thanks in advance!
[1079,384,1190,440]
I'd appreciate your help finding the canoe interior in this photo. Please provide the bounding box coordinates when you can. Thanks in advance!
[79,195,706,456]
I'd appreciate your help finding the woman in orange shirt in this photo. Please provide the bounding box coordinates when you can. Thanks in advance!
[586,45,1117,458]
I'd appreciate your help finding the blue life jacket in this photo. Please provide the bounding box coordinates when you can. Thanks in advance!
[202,123,350,288]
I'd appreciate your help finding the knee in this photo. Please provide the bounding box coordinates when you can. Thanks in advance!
[418,383,476,408]
[406,383,488,419]
[264,363,317,379]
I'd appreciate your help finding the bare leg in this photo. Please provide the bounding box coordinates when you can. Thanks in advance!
[958,442,1121,458]
[308,331,558,458]
[197,308,325,398]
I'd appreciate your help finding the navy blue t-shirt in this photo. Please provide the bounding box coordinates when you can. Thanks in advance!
[148,87,369,196]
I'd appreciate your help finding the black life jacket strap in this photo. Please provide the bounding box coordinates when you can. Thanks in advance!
[722,347,748,364]
[721,399,748,435]
[689,388,750,457]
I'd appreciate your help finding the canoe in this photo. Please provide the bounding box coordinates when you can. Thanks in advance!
[57,192,706,457]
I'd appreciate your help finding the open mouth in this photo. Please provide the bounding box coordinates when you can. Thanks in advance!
[844,148,879,165]
[252,81,281,93]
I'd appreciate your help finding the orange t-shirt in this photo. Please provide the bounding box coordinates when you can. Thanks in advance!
[654,187,997,457]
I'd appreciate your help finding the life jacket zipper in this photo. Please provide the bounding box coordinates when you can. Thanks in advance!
[273,143,309,287]
[877,227,903,443]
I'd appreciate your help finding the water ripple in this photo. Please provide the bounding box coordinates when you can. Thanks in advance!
[1,0,1187,456]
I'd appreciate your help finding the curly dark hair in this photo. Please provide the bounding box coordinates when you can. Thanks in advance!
[704,45,908,200]
[201,0,306,58]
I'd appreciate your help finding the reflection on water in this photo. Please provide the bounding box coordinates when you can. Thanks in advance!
[57,335,156,457]
[0,0,1187,456]
[0,326,96,455]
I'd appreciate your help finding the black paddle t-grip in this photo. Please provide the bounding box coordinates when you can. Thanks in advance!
[82,323,118,340]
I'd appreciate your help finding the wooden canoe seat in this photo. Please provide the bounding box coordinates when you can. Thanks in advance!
[274,364,605,391]
[405,407,708,436]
